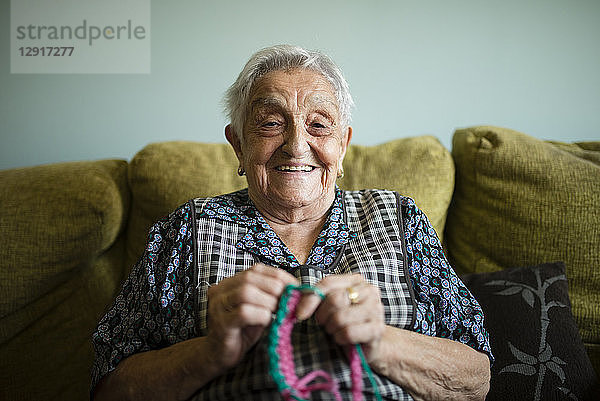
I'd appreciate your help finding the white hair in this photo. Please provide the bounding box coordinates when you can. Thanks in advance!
[223,44,354,140]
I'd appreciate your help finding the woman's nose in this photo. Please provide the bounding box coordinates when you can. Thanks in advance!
[281,121,310,156]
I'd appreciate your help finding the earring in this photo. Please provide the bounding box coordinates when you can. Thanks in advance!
[337,166,344,179]
[237,166,246,176]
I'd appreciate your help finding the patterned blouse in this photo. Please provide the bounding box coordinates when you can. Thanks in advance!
[91,188,493,397]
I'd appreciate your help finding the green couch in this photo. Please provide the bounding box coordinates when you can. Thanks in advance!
[1,126,598,400]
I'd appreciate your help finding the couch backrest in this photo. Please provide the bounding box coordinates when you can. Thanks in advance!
[125,136,455,271]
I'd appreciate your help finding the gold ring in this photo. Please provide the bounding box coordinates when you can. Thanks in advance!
[346,286,360,305]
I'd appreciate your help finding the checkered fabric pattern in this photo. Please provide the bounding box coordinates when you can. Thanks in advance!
[192,190,415,400]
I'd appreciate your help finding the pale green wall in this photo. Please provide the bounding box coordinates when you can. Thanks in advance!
[1,0,599,170]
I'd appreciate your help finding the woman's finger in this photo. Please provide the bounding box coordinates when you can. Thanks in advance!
[295,292,323,321]
[298,274,386,347]
[330,319,385,345]
[217,263,299,298]
[295,273,365,320]
[216,281,280,313]
[319,298,384,342]
[216,302,275,328]
[208,263,299,328]
[314,282,380,324]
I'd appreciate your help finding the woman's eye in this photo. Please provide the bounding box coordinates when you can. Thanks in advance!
[307,120,332,135]
[261,121,280,128]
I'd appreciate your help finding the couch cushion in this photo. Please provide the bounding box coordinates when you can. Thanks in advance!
[445,126,600,373]
[126,141,247,270]
[0,160,130,400]
[339,135,454,239]
[462,262,599,400]
[126,136,454,270]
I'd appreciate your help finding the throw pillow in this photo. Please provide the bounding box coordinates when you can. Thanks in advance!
[462,262,599,401]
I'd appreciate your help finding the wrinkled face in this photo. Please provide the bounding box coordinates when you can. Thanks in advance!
[227,68,352,214]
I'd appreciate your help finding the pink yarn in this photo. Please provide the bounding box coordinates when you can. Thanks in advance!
[276,288,363,401]
[349,345,364,400]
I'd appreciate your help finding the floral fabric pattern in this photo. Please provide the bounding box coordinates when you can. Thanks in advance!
[400,198,491,354]
[91,204,197,391]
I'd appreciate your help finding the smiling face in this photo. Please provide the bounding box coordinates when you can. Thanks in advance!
[226,68,352,221]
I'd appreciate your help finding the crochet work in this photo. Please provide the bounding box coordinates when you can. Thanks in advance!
[267,284,382,401]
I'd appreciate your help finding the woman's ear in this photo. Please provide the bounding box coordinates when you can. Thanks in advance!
[225,124,244,162]
[339,126,353,161]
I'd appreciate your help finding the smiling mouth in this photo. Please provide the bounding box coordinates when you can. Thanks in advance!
[275,165,315,172]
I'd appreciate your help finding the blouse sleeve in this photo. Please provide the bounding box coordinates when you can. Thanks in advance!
[400,197,493,362]
[91,202,198,392]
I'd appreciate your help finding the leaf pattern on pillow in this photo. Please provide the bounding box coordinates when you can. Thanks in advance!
[485,268,577,401]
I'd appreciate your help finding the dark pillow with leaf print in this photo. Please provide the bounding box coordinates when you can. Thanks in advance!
[461,262,599,401]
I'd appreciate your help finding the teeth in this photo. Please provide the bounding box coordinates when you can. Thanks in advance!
[277,165,314,172]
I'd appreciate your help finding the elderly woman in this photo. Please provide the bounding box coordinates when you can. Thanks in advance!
[91,45,492,401]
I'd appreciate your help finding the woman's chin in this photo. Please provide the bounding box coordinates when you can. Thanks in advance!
[248,173,336,214]
[265,186,331,211]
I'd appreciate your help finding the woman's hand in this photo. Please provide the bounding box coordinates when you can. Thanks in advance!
[295,274,385,360]
[93,263,298,401]
[295,275,490,400]
[206,263,299,371]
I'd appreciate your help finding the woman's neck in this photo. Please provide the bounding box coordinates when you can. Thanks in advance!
[268,215,327,265]
[250,192,335,265]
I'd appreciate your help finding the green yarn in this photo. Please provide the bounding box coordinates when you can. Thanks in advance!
[268,284,324,400]
[296,284,326,300]
[267,285,293,396]
[355,343,382,401]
